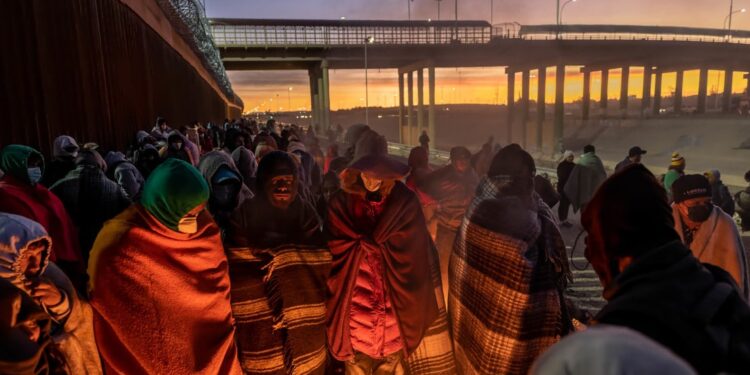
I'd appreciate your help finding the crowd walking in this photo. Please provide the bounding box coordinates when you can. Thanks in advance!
[1,117,750,375]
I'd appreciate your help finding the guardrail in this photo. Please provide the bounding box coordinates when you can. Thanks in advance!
[210,20,750,48]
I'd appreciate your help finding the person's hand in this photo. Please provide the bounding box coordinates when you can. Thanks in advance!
[25,280,63,307]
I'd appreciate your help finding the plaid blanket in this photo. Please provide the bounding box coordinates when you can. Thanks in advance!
[405,238,457,375]
[226,245,331,375]
[450,176,571,375]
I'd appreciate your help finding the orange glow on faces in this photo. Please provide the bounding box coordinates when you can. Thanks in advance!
[230,67,750,111]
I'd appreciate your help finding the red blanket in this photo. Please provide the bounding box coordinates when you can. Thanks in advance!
[0,176,81,263]
[88,205,241,375]
[326,180,439,360]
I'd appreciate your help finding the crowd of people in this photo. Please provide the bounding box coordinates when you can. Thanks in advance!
[0,116,749,375]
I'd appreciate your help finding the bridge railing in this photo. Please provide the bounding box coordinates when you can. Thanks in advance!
[516,24,750,44]
[210,19,492,47]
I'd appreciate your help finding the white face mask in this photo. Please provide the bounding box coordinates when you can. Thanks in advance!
[177,214,198,234]
[27,167,42,185]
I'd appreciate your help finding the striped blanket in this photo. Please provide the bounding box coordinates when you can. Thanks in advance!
[226,244,331,375]
[450,176,572,375]
[405,240,457,375]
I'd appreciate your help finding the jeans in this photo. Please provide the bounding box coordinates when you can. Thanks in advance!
[345,351,405,375]
[558,194,571,222]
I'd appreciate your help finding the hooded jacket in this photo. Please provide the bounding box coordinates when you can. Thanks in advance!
[0,145,82,266]
[0,213,102,375]
[673,205,749,299]
[198,151,253,234]
[41,136,78,188]
[563,152,607,211]
[231,146,257,190]
[104,151,144,200]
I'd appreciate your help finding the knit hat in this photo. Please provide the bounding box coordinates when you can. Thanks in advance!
[671,174,712,203]
[488,144,536,178]
[670,152,686,169]
[561,150,575,161]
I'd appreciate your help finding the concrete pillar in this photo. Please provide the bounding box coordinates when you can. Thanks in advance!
[723,69,734,113]
[417,69,425,140]
[641,66,652,116]
[309,69,319,127]
[507,69,515,145]
[428,66,436,147]
[317,76,324,128]
[620,66,630,113]
[407,71,414,145]
[674,70,684,113]
[653,70,663,116]
[521,70,531,149]
[554,65,565,152]
[697,67,708,114]
[537,67,546,151]
[582,69,591,120]
[600,69,609,110]
[321,61,331,129]
[399,72,406,143]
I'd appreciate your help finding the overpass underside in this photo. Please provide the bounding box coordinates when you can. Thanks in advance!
[216,21,750,154]
[1,0,242,155]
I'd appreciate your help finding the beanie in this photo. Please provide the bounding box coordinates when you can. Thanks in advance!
[671,174,712,203]
[670,152,686,169]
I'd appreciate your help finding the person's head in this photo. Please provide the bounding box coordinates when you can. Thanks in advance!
[0,145,45,186]
[703,169,721,185]
[583,144,596,155]
[745,170,750,184]
[140,159,209,234]
[0,213,52,290]
[562,150,575,163]
[75,149,107,172]
[198,151,244,212]
[224,128,245,152]
[256,151,299,210]
[52,135,79,161]
[582,165,680,292]
[349,153,409,195]
[670,152,686,172]
[156,117,168,132]
[487,144,536,199]
[628,146,647,164]
[322,172,340,202]
[450,146,472,174]
[167,133,183,151]
[672,174,714,227]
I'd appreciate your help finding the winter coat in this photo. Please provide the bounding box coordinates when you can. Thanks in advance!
[556,160,575,194]
[50,165,131,263]
[0,213,102,375]
[673,205,749,299]
[563,152,607,211]
[231,146,257,190]
[104,151,144,200]
[736,186,750,231]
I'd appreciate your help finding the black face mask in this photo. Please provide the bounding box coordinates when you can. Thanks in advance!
[687,203,713,223]
[212,184,240,209]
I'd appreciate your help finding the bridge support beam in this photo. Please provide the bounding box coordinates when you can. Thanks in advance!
[407,71,414,145]
[428,67,436,147]
[642,66,652,117]
[653,70,663,116]
[507,69,515,145]
[321,60,331,129]
[697,67,708,114]
[309,69,320,128]
[674,70,684,114]
[554,65,565,153]
[521,70,531,149]
[620,66,630,115]
[582,69,590,121]
[417,69,425,144]
[537,67,547,152]
[723,70,734,113]
[600,69,609,114]
[399,72,406,143]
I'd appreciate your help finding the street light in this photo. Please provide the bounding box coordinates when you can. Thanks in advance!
[436,0,442,20]
[559,0,578,25]
[287,87,293,111]
[364,36,375,125]
[725,7,747,30]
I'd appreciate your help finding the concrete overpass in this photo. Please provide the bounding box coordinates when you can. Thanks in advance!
[210,19,750,152]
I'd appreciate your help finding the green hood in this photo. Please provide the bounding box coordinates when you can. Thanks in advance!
[0,145,44,184]
[140,158,209,231]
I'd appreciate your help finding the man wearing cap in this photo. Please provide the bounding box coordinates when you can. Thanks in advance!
[418,146,479,303]
[671,174,749,299]
[326,134,453,374]
[615,146,647,173]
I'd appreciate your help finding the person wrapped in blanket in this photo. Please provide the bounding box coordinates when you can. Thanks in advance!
[450,144,572,375]
[0,213,101,374]
[326,132,455,375]
[88,159,241,374]
[227,150,330,375]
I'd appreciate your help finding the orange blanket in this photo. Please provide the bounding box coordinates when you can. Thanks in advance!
[88,205,241,375]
